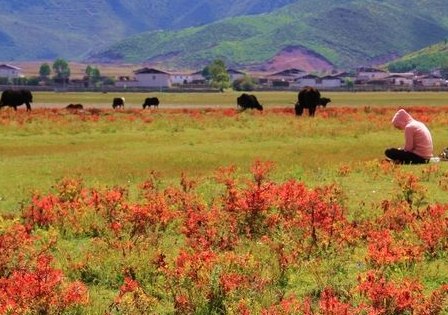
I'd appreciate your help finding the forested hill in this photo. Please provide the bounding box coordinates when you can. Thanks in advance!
[88,0,448,70]
[387,41,448,72]
[2,0,448,71]
[0,0,296,61]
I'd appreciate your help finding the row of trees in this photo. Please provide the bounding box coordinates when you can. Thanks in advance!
[4,58,256,90]
[31,58,252,90]
[38,58,103,85]
[202,59,256,91]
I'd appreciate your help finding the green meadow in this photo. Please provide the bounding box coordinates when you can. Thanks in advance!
[32,90,448,108]
[1,91,448,313]
[1,91,448,213]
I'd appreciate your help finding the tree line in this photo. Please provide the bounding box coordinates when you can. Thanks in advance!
[38,59,105,86]
[2,58,258,91]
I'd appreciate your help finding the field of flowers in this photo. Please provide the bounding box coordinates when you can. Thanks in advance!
[0,102,448,314]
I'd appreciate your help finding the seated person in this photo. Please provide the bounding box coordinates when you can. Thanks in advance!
[385,109,433,164]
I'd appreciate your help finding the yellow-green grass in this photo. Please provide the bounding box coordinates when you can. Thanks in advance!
[1,102,448,214]
[1,98,448,313]
[31,90,448,109]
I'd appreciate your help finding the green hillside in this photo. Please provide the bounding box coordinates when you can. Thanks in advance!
[89,0,448,69]
[387,41,448,72]
[0,0,295,61]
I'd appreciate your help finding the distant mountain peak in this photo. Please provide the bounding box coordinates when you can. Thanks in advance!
[1,0,448,72]
[87,0,448,70]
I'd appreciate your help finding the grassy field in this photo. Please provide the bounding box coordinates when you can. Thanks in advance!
[31,90,448,109]
[2,92,448,213]
[1,91,448,313]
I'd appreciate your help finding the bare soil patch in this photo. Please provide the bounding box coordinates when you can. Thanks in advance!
[249,46,334,72]
[9,61,141,79]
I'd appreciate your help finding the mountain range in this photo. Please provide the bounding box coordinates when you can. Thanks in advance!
[388,41,448,72]
[1,0,448,71]
[0,0,295,60]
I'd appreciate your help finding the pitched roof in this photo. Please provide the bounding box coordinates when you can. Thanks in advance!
[419,74,442,79]
[357,67,386,73]
[385,74,414,79]
[134,67,170,75]
[321,75,341,80]
[227,69,245,75]
[0,64,21,70]
[299,74,320,79]
[271,68,305,76]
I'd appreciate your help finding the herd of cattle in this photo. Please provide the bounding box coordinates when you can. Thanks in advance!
[0,87,331,116]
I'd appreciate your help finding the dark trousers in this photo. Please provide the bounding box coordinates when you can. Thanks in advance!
[385,148,429,164]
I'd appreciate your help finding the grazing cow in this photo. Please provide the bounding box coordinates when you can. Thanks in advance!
[0,89,33,111]
[294,86,330,117]
[236,93,263,111]
[319,97,332,107]
[142,97,159,109]
[112,97,125,109]
[66,103,84,110]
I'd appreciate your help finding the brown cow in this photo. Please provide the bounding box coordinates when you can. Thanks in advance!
[66,103,84,110]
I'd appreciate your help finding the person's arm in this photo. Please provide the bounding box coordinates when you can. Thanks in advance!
[403,127,414,152]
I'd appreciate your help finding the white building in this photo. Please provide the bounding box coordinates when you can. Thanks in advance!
[418,74,443,87]
[190,70,206,84]
[170,73,193,85]
[356,67,389,82]
[134,68,171,88]
[115,67,171,88]
[294,74,320,87]
[0,64,22,79]
[386,74,414,86]
[321,75,342,88]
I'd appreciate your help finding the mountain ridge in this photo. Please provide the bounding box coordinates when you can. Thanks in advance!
[387,41,448,72]
[1,0,448,72]
[88,0,448,70]
[0,0,296,61]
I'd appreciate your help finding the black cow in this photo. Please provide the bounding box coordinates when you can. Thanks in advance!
[66,104,84,110]
[319,97,332,107]
[112,97,125,109]
[142,97,159,109]
[294,86,330,117]
[0,89,33,111]
[237,93,263,111]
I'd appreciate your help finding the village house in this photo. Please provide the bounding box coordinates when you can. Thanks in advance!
[134,68,171,88]
[265,75,290,87]
[385,73,415,86]
[321,75,343,88]
[264,68,307,87]
[417,74,444,87]
[170,72,193,85]
[356,67,389,83]
[275,68,307,77]
[0,64,22,80]
[294,74,320,88]
[227,69,245,82]
[190,70,206,84]
[115,67,171,88]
